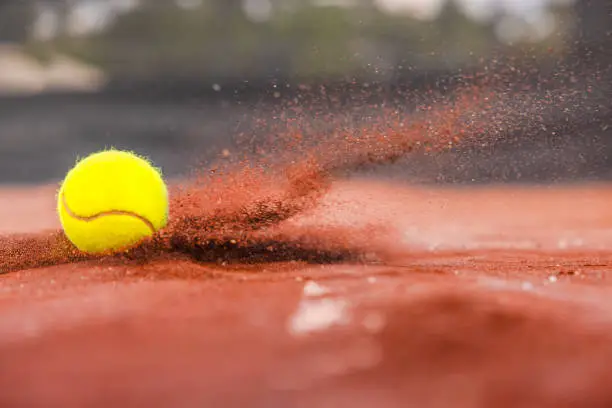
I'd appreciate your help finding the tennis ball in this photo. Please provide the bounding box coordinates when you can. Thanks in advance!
[57,150,168,254]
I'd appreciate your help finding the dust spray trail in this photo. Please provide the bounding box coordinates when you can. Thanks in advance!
[156,64,604,260]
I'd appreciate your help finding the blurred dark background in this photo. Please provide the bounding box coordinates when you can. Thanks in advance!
[0,0,610,184]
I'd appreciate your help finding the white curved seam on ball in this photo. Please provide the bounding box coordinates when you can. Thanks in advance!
[61,192,156,234]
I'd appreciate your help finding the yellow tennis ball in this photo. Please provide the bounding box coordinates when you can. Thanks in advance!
[57,150,168,254]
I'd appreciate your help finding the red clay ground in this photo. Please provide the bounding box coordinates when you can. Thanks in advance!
[3,180,612,408]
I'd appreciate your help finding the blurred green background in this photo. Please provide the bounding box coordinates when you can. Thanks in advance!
[0,0,580,87]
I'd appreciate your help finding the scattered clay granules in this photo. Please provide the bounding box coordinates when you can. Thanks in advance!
[0,63,599,273]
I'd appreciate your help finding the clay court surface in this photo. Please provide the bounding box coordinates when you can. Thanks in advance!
[3,180,612,407]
